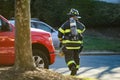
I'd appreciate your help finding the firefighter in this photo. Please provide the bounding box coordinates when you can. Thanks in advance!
[58,8,86,75]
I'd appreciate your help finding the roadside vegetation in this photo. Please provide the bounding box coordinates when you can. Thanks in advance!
[84,35,120,52]
[83,29,120,52]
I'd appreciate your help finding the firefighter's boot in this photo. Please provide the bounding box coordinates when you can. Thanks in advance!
[70,64,77,76]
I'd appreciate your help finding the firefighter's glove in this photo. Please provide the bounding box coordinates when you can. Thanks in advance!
[58,51,64,57]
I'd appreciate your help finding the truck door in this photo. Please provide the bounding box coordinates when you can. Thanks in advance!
[0,18,15,65]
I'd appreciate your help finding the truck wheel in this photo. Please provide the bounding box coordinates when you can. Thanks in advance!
[33,49,49,69]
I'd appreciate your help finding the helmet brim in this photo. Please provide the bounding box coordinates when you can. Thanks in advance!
[67,13,81,18]
[77,16,81,18]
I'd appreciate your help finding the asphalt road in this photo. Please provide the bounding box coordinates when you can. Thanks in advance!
[50,54,120,80]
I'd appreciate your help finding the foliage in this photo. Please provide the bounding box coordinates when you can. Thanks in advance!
[30,0,120,28]
[90,1,120,28]
[0,0,14,19]
[31,0,68,27]
[0,0,120,28]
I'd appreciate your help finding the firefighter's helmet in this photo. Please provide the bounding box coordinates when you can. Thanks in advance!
[67,8,81,18]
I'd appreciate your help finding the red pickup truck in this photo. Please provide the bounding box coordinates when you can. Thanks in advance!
[0,15,55,69]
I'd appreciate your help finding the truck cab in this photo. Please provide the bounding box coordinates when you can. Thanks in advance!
[0,15,56,69]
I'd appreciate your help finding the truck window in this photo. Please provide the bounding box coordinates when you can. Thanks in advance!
[0,19,2,30]
[0,19,11,32]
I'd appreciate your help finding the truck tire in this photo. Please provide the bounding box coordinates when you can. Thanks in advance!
[32,49,49,69]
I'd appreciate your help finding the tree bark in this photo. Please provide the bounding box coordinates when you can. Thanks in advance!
[14,0,35,71]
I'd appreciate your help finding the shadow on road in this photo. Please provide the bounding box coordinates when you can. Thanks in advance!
[50,55,120,79]
[79,55,120,79]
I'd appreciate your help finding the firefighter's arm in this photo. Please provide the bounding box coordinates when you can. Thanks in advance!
[58,27,65,57]
[58,26,65,46]
[58,28,64,41]
[77,21,86,34]
[81,23,86,33]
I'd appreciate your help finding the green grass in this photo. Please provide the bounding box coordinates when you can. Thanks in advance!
[83,36,120,52]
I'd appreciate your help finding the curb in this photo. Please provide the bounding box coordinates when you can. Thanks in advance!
[80,51,120,55]
[55,50,120,56]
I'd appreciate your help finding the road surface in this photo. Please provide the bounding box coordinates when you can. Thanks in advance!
[50,54,120,80]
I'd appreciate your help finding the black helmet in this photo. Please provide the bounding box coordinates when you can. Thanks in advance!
[67,8,81,18]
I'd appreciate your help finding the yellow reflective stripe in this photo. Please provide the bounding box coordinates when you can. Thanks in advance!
[59,27,85,34]
[77,29,82,33]
[77,28,86,33]
[81,28,85,33]
[66,47,80,49]
[65,29,70,33]
[67,60,75,66]
[58,28,65,33]
[62,40,83,44]
[76,65,80,69]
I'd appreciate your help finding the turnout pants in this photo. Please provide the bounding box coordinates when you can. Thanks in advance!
[63,47,82,71]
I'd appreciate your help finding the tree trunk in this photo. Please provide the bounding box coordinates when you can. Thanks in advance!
[14,0,35,71]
